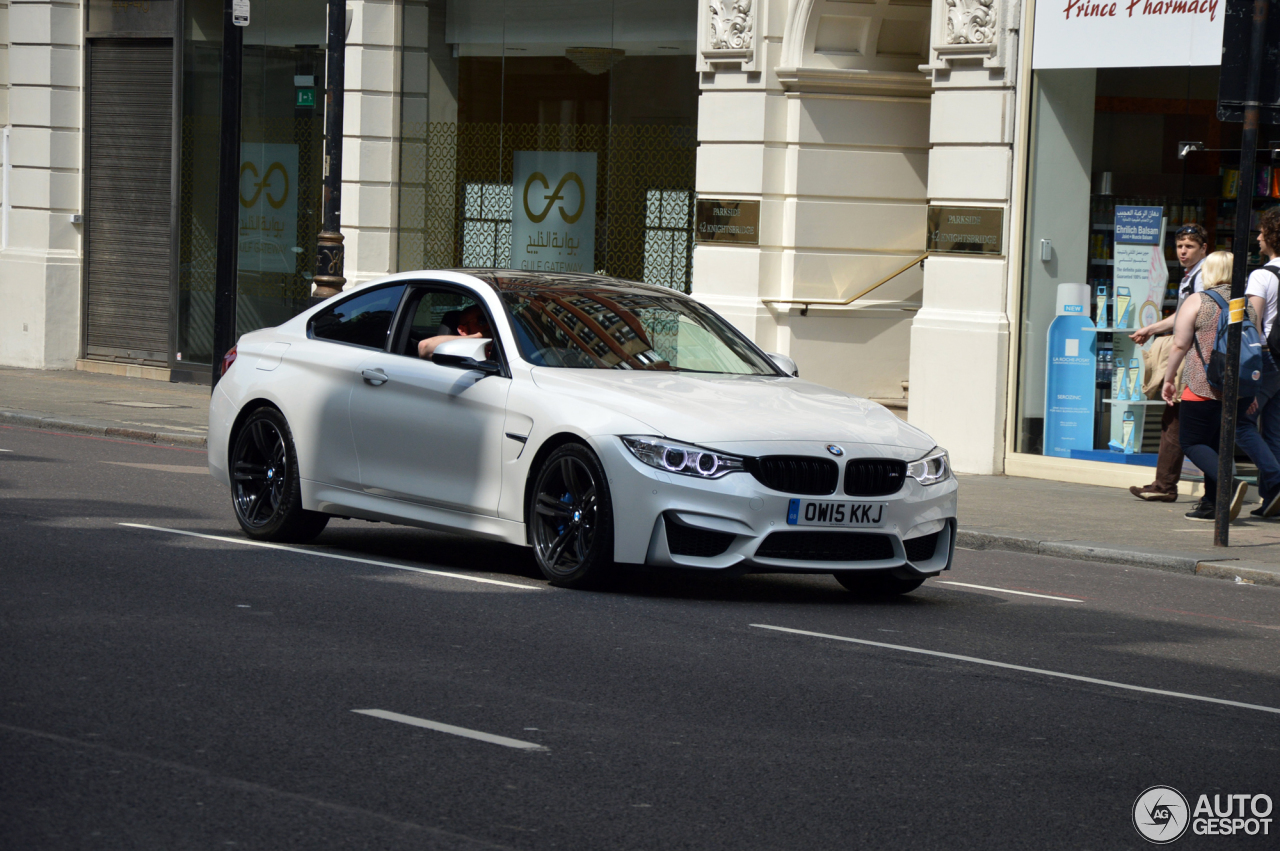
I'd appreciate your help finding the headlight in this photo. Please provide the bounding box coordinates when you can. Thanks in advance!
[621,436,745,479]
[906,447,950,486]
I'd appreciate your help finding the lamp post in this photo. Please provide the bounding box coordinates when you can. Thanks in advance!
[1213,0,1271,546]
[312,0,347,301]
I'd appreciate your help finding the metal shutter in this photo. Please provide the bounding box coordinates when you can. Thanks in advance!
[85,40,173,363]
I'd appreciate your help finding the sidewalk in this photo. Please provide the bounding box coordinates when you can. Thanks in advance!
[0,366,209,447]
[957,474,1280,586]
[2,366,1278,586]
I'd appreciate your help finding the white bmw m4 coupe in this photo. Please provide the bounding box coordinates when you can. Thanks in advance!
[208,271,957,593]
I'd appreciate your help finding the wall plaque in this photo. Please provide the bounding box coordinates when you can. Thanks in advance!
[695,199,760,245]
[926,205,1004,256]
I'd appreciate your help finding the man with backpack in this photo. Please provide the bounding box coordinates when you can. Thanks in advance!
[1245,208,1280,517]
[1161,251,1270,522]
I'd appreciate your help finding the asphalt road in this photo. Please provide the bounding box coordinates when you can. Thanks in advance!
[2,424,1279,850]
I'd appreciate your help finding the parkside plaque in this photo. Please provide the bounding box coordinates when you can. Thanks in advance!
[927,205,1004,256]
[695,199,760,245]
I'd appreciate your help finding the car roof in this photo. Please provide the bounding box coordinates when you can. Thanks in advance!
[458,270,692,299]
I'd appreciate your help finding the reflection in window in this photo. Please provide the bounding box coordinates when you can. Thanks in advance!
[461,182,512,268]
[643,189,694,290]
[499,287,774,374]
[309,285,406,349]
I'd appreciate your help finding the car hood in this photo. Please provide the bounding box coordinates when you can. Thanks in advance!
[529,369,936,451]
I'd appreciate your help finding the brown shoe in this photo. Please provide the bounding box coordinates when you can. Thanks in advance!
[1130,485,1177,503]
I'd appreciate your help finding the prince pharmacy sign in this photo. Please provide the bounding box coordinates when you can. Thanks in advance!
[1033,0,1225,68]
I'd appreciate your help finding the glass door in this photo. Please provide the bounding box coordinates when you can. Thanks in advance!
[397,0,698,289]
[176,0,326,366]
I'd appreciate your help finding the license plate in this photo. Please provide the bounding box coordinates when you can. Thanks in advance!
[787,499,887,527]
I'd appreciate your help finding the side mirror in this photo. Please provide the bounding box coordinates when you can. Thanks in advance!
[432,337,501,376]
[766,352,799,377]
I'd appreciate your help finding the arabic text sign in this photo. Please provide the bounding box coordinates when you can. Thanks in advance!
[511,151,596,273]
[239,144,298,275]
[1114,206,1162,244]
[1114,206,1168,329]
[1032,0,1225,68]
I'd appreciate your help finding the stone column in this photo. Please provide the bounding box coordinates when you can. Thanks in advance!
[341,0,400,287]
[907,0,1017,472]
[0,0,81,368]
[0,1,10,126]
[693,0,933,401]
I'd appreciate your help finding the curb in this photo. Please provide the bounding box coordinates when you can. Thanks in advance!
[957,528,1280,587]
[0,411,207,449]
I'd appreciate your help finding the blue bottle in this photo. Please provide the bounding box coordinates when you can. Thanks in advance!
[1044,283,1098,458]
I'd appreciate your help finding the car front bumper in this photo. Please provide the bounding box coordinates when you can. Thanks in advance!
[594,436,958,575]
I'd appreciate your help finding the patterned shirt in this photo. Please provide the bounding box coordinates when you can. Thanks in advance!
[1184,285,1258,401]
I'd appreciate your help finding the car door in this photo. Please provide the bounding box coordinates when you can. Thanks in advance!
[298,282,408,489]
[348,285,511,516]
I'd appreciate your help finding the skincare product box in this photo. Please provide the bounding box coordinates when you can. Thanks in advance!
[1115,287,1133,330]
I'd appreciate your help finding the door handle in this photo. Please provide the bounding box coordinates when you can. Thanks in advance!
[361,368,389,386]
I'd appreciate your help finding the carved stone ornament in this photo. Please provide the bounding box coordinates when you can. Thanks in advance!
[708,0,754,51]
[946,0,997,45]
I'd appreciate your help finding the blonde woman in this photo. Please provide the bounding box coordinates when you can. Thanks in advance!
[1162,251,1264,521]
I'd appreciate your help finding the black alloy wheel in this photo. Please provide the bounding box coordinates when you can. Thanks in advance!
[834,570,925,596]
[230,406,328,542]
[530,443,614,587]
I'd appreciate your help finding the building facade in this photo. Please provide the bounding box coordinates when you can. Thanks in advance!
[0,0,1269,491]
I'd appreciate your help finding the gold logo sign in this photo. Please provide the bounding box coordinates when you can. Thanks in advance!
[240,161,290,210]
[523,171,585,224]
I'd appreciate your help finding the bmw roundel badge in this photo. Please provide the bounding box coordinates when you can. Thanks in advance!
[826,444,844,456]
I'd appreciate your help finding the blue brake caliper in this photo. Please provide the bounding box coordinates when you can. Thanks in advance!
[557,492,573,536]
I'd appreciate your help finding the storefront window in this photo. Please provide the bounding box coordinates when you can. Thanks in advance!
[1015,64,1280,462]
[397,0,698,290]
[176,0,325,367]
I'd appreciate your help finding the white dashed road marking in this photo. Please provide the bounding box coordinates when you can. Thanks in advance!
[103,461,209,474]
[936,581,1084,602]
[750,624,1280,717]
[352,709,549,751]
[119,523,543,591]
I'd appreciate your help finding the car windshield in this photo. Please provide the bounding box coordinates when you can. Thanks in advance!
[498,288,777,374]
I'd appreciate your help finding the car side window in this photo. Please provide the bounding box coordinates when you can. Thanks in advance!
[309,285,407,350]
[394,288,492,358]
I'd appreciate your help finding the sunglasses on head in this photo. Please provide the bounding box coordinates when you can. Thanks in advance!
[1176,224,1203,236]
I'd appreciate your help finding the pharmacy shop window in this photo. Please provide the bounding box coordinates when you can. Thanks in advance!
[1015,65,1280,463]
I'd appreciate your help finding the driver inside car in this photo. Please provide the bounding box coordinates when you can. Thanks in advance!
[418,304,494,359]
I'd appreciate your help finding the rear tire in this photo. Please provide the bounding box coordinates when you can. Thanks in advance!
[529,443,614,588]
[230,406,329,543]
[834,571,925,596]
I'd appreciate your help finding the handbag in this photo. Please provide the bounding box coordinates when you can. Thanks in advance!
[1142,335,1184,399]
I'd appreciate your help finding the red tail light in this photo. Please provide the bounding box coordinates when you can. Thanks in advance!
[221,345,238,376]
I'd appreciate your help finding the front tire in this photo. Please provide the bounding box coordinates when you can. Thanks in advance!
[230,406,328,543]
[834,571,925,596]
[529,443,614,588]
